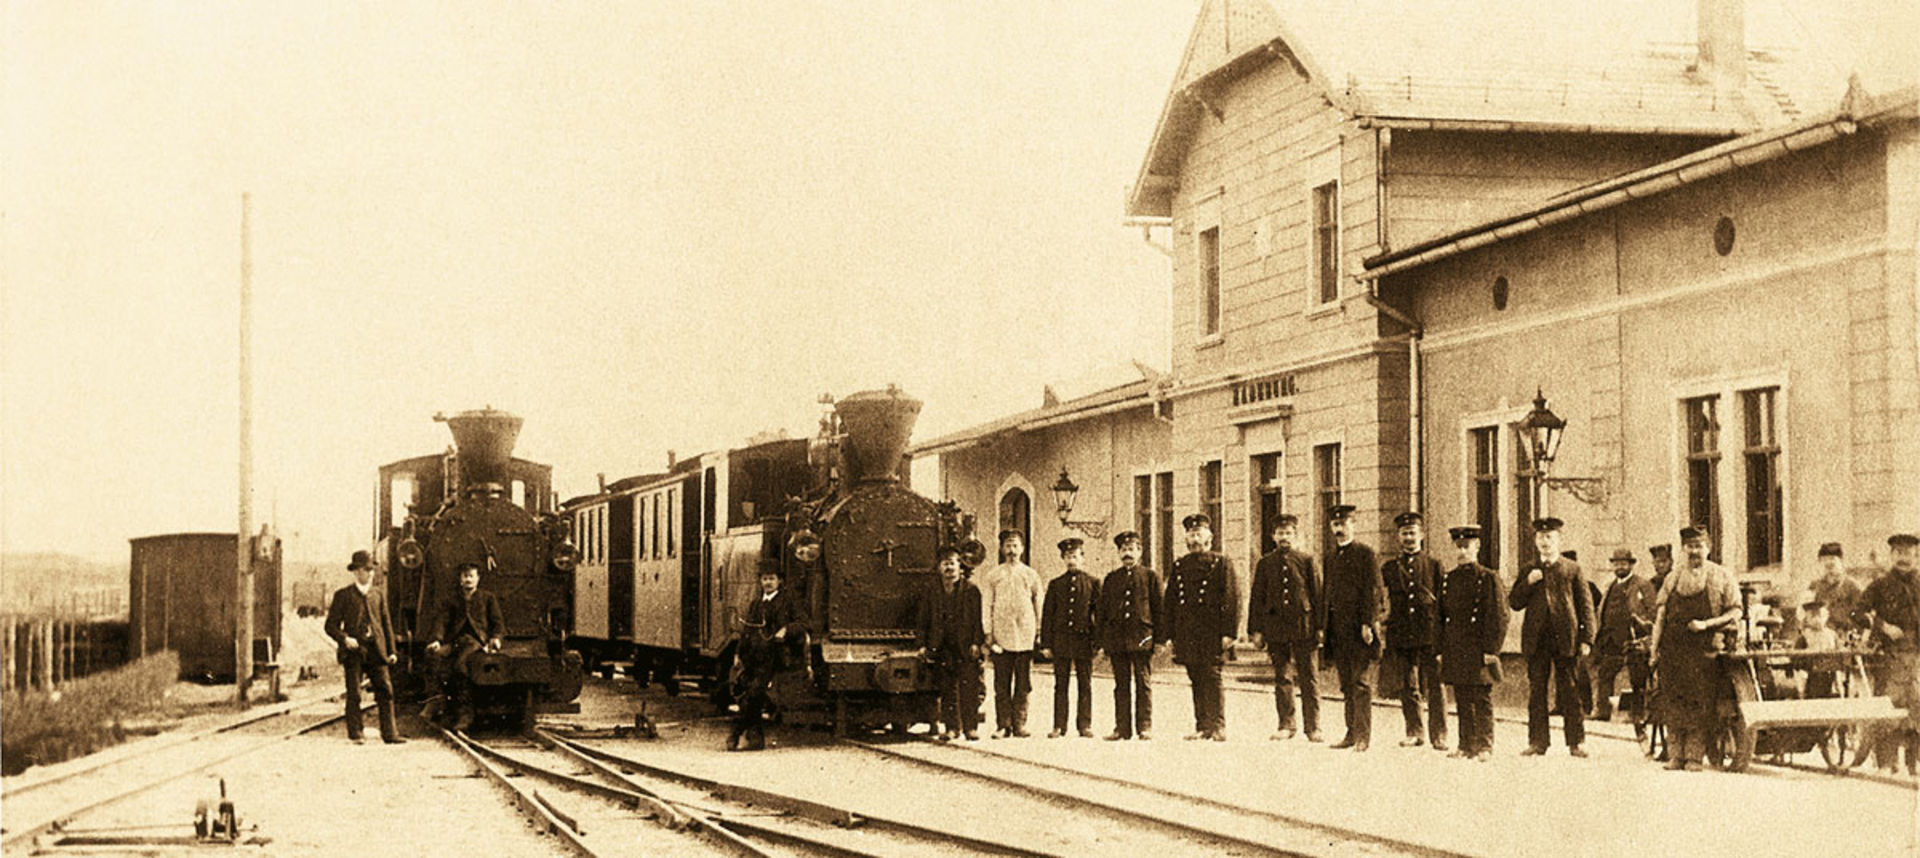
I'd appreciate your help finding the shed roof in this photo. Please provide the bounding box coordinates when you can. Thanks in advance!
[909,363,1165,458]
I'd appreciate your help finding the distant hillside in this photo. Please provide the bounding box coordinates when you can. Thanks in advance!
[2,553,127,614]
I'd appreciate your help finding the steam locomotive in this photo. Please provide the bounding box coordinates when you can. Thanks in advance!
[373,409,584,722]
[561,387,974,733]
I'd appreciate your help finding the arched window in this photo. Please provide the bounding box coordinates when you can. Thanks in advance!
[998,488,1031,566]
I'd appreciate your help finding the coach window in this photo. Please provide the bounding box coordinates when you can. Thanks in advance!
[667,488,677,558]
[651,495,662,560]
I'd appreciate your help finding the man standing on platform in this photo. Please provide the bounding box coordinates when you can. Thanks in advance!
[1164,513,1238,741]
[1249,514,1320,741]
[1810,543,1862,633]
[1380,511,1447,750]
[921,546,984,741]
[1509,518,1594,757]
[980,531,1044,738]
[1591,548,1654,723]
[1322,504,1384,751]
[1041,537,1100,738]
[1858,533,1920,774]
[1437,526,1505,760]
[324,550,404,745]
[1100,531,1161,741]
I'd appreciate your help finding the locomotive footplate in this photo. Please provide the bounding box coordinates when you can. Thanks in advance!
[819,638,936,693]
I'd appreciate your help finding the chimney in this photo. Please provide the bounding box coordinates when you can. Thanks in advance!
[597,472,607,492]
[1696,0,1747,102]
[666,449,678,469]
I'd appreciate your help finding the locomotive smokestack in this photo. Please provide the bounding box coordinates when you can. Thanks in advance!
[834,386,921,484]
[438,408,523,491]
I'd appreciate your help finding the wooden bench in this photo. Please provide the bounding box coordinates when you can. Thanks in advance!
[1740,696,1907,730]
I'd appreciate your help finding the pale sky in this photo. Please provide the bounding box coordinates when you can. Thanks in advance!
[2,2,1196,564]
[4,2,1910,567]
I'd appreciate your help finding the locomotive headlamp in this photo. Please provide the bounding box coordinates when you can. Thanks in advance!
[396,539,425,571]
[551,541,580,572]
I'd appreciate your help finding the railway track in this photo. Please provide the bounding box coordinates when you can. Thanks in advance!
[847,736,1472,858]
[1,696,362,851]
[444,726,1059,857]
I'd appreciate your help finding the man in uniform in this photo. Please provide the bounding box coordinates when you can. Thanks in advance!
[1322,504,1384,751]
[1040,537,1100,738]
[921,546,984,741]
[1099,531,1161,741]
[1509,517,1595,757]
[980,531,1044,738]
[1380,511,1447,750]
[1437,526,1506,760]
[324,550,404,744]
[1164,513,1238,741]
[730,562,807,751]
[1591,548,1654,723]
[1858,533,1920,773]
[1810,543,1862,633]
[426,563,506,731]
[1249,514,1321,741]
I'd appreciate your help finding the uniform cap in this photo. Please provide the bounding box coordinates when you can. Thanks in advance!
[1889,533,1920,548]
[1057,537,1084,554]
[1448,526,1482,541]
[1531,517,1565,532]
[1112,530,1141,548]
[1647,543,1673,557]
[1327,503,1357,520]
[1393,511,1424,528]
[1817,542,1844,558]
[1182,512,1212,530]
[1679,525,1708,541]
[1273,513,1299,528]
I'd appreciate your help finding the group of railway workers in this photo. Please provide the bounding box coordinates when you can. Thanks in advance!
[324,551,507,743]
[886,508,1920,773]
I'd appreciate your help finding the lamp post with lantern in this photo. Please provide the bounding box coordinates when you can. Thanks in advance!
[1517,389,1611,519]
[1050,468,1108,540]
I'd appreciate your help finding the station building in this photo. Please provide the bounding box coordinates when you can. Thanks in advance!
[914,0,1908,628]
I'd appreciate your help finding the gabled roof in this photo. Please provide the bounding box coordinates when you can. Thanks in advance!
[1126,0,1865,219]
[909,363,1166,458]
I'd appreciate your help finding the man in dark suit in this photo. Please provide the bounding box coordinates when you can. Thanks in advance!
[921,546,984,741]
[1591,548,1654,722]
[426,563,506,731]
[324,550,404,744]
[1509,517,1595,757]
[1099,531,1161,741]
[1380,511,1447,750]
[1040,537,1100,738]
[1249,514,1320,742]
[1164,513,1238,741]
[1437,526,1506,760]
[730,562,808,750]
[1322,504,1385,751]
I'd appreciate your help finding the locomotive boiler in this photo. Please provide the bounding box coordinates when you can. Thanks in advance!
[374,408,583,722]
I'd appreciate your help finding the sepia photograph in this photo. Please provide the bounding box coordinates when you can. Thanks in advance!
[3,1,1917,855]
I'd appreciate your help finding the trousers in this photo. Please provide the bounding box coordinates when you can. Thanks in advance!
[1184,661,1224,733]
[1526,650,1586,749]
[933,652,983,735]
[343,658,398,741]
[991,650,1033,731]
[1267,640,1319,733]
[1052,655,1094,732]
[1108,650,1153,737]
[1381,645,1447,742]
[1333,650,1375,743]
[1451,683,1494,754]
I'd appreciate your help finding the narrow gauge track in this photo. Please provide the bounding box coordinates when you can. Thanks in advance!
[847,737,1475,858]
[447,727,1058,858]
[1,698,360,851]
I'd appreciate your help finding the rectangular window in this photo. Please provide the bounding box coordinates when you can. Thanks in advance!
[1253,452,1283,556]
[1155,471,1175,574]
[1470,427,1500,569]
[1200,461,1223,552]
[1743,387,1783,569]
[1199,226,1221,336]
[635,498,646,561]
[1312,181,1340,305]
[1684,395,1723,561]
[1134,475,1153,564]
[1513,425,1536,561]
[1314,443,1342,558]
[667,488,678,558]
[652,495,662,560]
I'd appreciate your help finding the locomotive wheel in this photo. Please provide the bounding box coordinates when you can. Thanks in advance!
[1818,724,1854,772]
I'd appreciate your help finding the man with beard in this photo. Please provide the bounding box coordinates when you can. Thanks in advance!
[1858,533,1920,774]
[1322,504,1384,751]
[1164,513,1238,741]
[1249,514,1320,741]
[1591,548,1654,724]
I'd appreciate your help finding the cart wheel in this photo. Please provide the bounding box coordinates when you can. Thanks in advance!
[1819,724,1854,772]
[1710,715,1755,773]
[1637,720,1663,759]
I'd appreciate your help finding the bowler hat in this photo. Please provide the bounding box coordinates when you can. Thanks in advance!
[1182,513,1212,530]
[1448,526,1482,541]
[348,550,373,570]
[1609,548,1636,564]
[1112,530,1141,548]
[1817,542,1844,558]
[1393,511,1424,528]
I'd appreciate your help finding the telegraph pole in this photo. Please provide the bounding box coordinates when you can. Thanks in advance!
[236,192,255,705]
